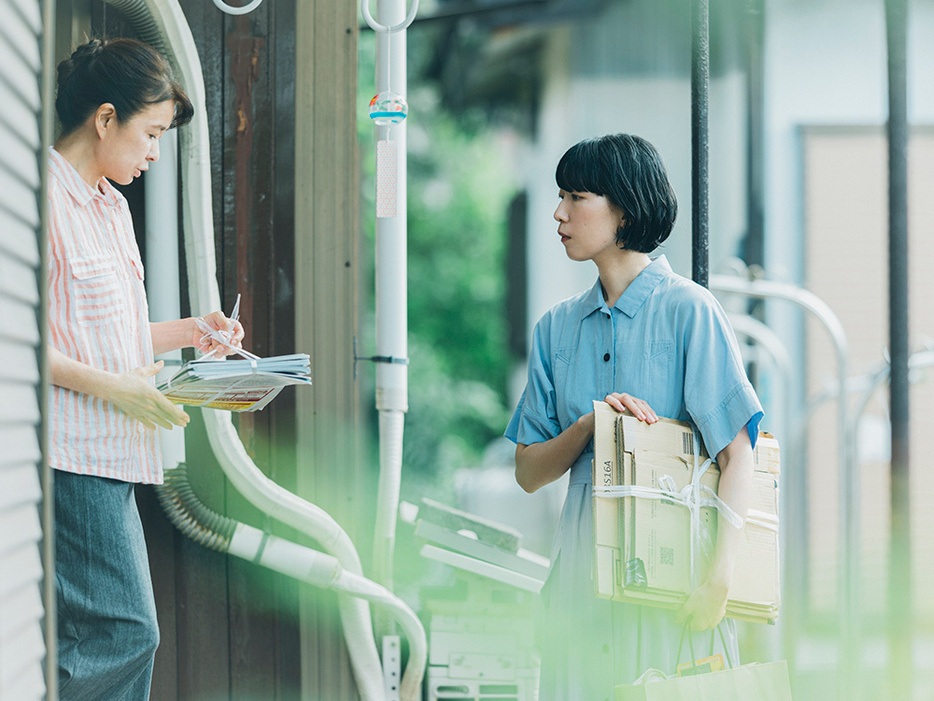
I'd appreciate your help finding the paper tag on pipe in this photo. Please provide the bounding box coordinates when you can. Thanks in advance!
[376,139,398,218]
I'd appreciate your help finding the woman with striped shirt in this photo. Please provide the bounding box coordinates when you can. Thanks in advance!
[47,38,242,700]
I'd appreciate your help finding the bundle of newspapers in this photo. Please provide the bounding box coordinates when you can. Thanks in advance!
[591,401,781,624]
[159,353,311,412]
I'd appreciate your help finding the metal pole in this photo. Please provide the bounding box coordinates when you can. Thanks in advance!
[885,0,911,697]
[691,0,709,288]
[743,0,766,268]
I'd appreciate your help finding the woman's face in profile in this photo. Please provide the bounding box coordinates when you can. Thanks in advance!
[98,100,175,186]
[554,189,625,263]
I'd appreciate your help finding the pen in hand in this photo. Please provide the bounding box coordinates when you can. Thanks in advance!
[197,294,258,360]
[228,293,241,335]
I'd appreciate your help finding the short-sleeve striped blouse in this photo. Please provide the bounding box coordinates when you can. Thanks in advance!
[46,147,161,484]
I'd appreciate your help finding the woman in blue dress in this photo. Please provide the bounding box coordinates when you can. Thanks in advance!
[505,134,763,700]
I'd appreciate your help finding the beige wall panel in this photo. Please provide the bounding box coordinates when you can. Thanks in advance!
[802,127,934,625]
[295,0,362,697]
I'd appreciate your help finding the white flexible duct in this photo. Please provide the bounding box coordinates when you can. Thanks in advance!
[230,525,425,666]
[211,0,265,15]
[372,409,404,593]
[105,1,426,698]
[157,464,426,701]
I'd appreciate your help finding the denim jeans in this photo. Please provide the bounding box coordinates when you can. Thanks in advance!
[54,469,160,701]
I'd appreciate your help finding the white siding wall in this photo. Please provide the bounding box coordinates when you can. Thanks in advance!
[0,0,48,698]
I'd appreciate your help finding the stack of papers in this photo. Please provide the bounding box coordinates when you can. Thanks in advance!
[159,353,311,412]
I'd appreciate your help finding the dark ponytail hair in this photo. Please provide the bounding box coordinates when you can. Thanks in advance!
[55,37,194,136]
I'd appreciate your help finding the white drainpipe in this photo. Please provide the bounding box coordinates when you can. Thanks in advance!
[144,127,186,469]
[362,0,419,609]
[109,0,426,699]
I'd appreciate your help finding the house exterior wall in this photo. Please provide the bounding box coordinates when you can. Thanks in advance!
[294,0,363,698]
[0,0,50,698]
[801,127,934,626]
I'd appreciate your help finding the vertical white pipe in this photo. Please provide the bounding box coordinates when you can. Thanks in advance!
[372,0,408,598]
[144,129,186,472]
[144,129,178,324]
[374,0,408,415]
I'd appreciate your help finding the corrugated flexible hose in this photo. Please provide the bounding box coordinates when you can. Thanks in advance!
[154,465,236,552]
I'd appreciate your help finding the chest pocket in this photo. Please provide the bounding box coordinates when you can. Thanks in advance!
[70,256,124,326]
[641,339,674,406]
[552,348,574,388]
[551,347,578,427]
[645,340,673,360]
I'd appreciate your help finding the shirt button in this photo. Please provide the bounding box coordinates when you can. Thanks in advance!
[603,353,610,362]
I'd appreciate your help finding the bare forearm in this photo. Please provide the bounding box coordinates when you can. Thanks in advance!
[708,431,754,588]
[47,344,189,430]
[675,427,754,630]
[150,318,196,356]
[151,312,246,357]
[49,345,121,399]
[515,412,593,493]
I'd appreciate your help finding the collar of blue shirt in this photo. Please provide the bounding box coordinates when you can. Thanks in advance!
[581,254,673,321]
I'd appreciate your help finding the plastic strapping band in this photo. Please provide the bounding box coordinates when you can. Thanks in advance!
[688,429,705,589]
[252,528,271,564]
[746,509,779,531]
[593,481,750,531]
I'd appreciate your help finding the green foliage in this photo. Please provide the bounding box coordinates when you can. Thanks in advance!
[358,30,516,492]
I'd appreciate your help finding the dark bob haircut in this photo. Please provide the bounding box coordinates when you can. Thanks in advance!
[56,37,194,136]
[556,133,678,253]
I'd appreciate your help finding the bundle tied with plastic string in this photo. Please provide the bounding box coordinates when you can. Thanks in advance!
[590,401,782,625]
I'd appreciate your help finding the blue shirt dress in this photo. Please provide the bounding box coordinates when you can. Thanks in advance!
[506,256,763,701]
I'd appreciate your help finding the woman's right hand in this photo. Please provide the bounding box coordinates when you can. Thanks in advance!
[603,392,659,423]
[108,361,190,430]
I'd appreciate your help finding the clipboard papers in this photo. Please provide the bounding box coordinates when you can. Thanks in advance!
[159,353,311,412]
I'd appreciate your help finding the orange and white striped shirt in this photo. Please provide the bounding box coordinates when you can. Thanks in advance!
[46,148,162,484]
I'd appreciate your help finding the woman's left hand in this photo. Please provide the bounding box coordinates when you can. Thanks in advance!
[675,577,729,631]
[192,311,245,356]
[603,392,658,423]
